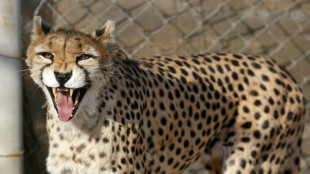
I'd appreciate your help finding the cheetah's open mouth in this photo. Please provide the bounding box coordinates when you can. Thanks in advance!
[46,87,88,122]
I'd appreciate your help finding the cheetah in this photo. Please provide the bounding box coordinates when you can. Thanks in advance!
[26,16,305,174]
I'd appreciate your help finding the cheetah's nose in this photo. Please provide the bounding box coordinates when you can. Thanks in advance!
[54,71,72,87]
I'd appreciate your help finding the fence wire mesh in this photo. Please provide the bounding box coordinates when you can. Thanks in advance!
[22,0,310,173]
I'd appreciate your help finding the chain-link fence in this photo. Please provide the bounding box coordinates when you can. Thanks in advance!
[22,0,310,173]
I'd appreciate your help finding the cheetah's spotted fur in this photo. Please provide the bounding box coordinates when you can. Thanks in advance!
[26,17,305,174]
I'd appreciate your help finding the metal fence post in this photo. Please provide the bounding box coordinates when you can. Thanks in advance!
[0,0,23,173]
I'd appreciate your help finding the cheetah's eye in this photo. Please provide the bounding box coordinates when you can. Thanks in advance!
[77,54,94,61]
[39,52,54,59]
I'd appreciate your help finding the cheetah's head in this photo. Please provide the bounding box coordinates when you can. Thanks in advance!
[26,16,116,122]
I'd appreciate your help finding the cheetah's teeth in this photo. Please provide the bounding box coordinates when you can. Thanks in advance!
[74,91,80,105]
[70,88,74,97]
[57,88,68,92]
[52,87,58,103]
[52,87,56,94]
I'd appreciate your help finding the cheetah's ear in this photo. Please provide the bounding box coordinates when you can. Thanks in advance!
[32,16,51,40]
[92,20,115,42]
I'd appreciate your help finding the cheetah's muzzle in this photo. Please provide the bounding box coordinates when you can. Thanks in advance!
[47,87,88,121]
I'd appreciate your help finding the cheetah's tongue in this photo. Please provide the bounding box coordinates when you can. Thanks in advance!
[57,91,73,122]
